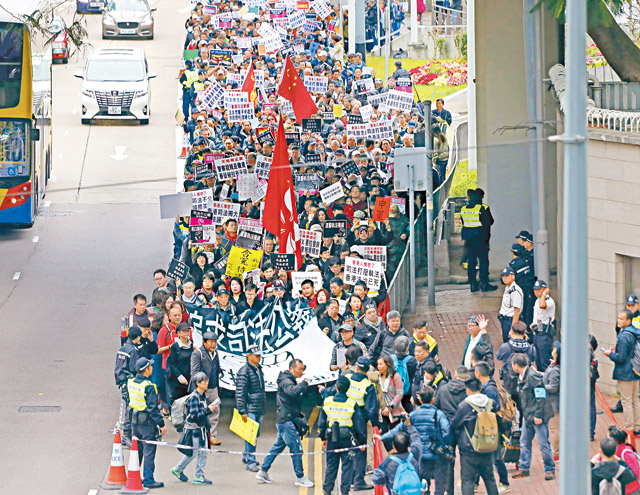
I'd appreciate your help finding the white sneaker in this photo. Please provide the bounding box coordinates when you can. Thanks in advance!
[256,470,274,484]
[295,476,314,487]
[498,484,512,494]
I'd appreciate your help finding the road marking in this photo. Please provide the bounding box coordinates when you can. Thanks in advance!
[300,437,309,495]
[43,201,51,208]
[32,236,39,243]
[12,272,20,280]
[111,145,129,161]
[307,406,320,432]
[314,437,323,495]
[88,490,97,495]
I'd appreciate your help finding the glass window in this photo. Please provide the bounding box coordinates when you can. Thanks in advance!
[0,22,23,109]
[85,59,145,82]
[625,256,640,298]
[0,121,29,178]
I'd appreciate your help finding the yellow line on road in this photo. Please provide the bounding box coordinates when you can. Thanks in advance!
[300,437,309,495]
[307,405,320,434]
[314,437,323,495]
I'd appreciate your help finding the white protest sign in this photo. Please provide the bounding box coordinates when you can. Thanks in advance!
[237,173,259,200]
[360,104,374,123]
[201,81,225,110]
[215,156,249,180]
[343,256,384,290]
[257,23,278,38]
[261,35,284,53]
[228,102,256,122]
[300,229,322,258]
[210,201,241,225]
[320,182,345,205]
[240,68,265,88]
[237,37,252,49]
[232,54,244,65]
[254,179,268,202]
[242,268,261,287]
[255,154,272,179]
[311,0,331,18]
[386,89,414,112]
[294,43,305,54]
[238,217,263,234]
[367,92,388,108]
[304,76,328,94]
[368,120,394,141]
[224,90,249,106]
[351,245,387,269]
[191,189,214,212]
[291,271,324,296]
[226,73,243,86]
[288,11,305,29]
[346,123,369,140]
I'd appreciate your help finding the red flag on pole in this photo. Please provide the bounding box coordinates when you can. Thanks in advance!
[262,117,302,269]
[277,55,318,121]
[241,63,259,106]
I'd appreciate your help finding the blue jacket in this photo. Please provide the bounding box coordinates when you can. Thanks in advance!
[372,425,422,490]
[382,404,452,460]
[451,394,498,454]
[481,377,501,412]
[609,325,640,381]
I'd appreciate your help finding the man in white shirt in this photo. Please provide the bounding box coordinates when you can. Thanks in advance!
[498,267,524,343]
[531,280,556,372]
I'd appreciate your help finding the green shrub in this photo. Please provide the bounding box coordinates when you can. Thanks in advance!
[449,159,477,198]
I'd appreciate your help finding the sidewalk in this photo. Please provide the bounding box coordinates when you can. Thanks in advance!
[402,279,618,495]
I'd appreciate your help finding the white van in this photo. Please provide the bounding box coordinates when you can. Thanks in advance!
[75,47,156,124]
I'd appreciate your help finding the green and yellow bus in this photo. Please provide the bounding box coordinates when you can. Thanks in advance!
[0,0,52,227]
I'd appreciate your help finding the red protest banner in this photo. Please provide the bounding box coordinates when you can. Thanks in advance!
[372,196,391,222]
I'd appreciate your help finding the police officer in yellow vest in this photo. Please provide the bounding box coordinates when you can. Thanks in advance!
[626,294,640,329]
[127,357,167,489]
[319,375,367,495]
[190,70,207,103]
[460,188,497,293]
[179,59,198,120]
[345,356,380,491]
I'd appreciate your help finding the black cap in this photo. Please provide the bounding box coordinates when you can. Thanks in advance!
[128,326,142,339]
[176,322,191,333]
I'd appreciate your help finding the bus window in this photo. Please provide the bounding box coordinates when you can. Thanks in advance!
[0,121,29,178]
[0,22,23,109]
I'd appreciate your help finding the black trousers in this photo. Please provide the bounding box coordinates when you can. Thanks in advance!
[460,452,499,495]
[133,423,158,483]
[324,439,354,494]
[466,241,489,286]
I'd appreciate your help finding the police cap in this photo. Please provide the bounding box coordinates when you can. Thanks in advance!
[136,357,153,372]
[356,356,370,369]
[516,230,531,240]
[627,294,639,305]
[501,266,515,276]
[511,243,524,255]
[533,280,548,290]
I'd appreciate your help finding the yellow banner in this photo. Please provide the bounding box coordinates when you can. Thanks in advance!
[226,246,263,278]
[229,408,260,446]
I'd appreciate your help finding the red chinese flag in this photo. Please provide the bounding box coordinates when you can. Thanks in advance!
[277,55,318,121]
[241,63,259,106]
[262,117,303,269]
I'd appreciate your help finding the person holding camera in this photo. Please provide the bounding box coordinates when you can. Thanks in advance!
[256,359,314,488]
[318,375,367,495]
[380,386,452,495]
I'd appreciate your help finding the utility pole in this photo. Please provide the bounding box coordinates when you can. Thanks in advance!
[424,100,435,306]
[559,0,589,494]
[384,0,390,83]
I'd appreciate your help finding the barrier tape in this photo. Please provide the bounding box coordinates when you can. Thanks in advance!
[595,384,637,450]
[122,435,373,456]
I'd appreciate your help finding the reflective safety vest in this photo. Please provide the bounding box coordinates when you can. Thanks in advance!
[633,314,640,329]
[127,378,156,412]
[460,204,482,228]
[323,396,356,427]
[192,80,205,92]
[345,373,372,407]
[183,69,198,89]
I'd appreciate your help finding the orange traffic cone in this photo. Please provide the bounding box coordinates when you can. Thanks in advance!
[119,436,149,494]
[179,132,189,158]
[101,429,127,490]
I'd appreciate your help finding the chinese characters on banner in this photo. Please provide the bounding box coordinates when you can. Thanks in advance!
[303,76,328,93]
[210,201,241,225]
[351,245,388,269]
[300,229,322,257]
[226,246,263,278]
[320,182,345,205]
[215,156,248,180]
[344,256,384,290]
[386,89,414,112]
[372,196,391,222]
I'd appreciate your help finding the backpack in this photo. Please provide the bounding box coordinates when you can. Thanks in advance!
[497,383,517,423]
[391,355,412,395]
[599,465,625,495]
[389,452,421,495]
[171,393,191,430]
[500,344,535,394]
[628,331,640,377]
[464,398,499,453]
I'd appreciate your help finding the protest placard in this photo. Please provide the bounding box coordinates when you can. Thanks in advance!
[311,0,331,17]
[238,217,263,234]
[215,156,248,180]
[343,256,384,290]
[236,230,263,250]
[242,268,261,288]
[237,36,252,48]
[303,76,328,93]
[210,49,233,65]
[213,252,230,272]
[285,131,301,147]
[254,179,268,202]
[290,271,324,296]
[295,173,320,194]
[355,78,375,93]
[368,120,395,141]
[351,245,387,269]
[271,253,296,271]
[372,196,391,222]
[390,196,406,213]
[255,154,272,179]
[288,10,305,28]
[237,173,259,201]
[367,92,388,108]
[240,68,265,88]
[228,102,255,122]
[360,104,374,123]
[201,81,225,109]
[261,34,284,53]
[396,76,413,93]
[224,90,249,107]
[167,258,189,281]
[323,219,347,238]
[256,130,275,147]
[191,189,214,212]
[302,118,322,133]
[341,160,359,177]
[300,229,322,258]
[226,246,263,278]
[320,182,344,205]
[322,111,335,123]
[346,123,368,140]
[347,113,364,125]
[305,153,322,165]
[210,201,241,225]
[226,73,243,86]
[195,162,213,179]
[160,192,193,219]
[386,89,414,112]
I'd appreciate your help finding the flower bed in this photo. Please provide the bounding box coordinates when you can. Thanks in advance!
[409,59,468,87]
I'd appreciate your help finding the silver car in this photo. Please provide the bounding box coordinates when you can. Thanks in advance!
[102,0,155,40]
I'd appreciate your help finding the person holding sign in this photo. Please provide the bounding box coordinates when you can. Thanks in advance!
[235,344,266,473]
[347,218,394,247]
[171,372,219,486]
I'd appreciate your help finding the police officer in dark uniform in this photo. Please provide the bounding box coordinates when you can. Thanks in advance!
[127,357,167,489]
[179,59,198,118]
[114,326,142,448]
[460,189,497,292]
[318,375,367,495]
[509,243,535,326]
[517,231,535,276]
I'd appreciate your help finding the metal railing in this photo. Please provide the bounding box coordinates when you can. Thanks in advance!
[587,107,640,133]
